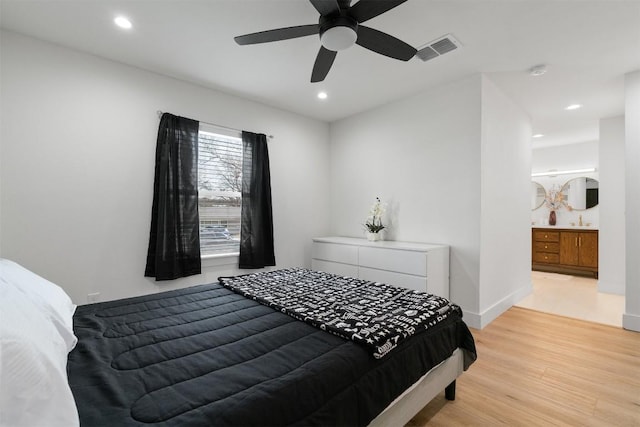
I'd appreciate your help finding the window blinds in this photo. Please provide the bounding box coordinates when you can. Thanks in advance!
[198,131,242,255]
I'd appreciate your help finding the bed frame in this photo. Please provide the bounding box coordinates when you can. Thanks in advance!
[369,348,464,426]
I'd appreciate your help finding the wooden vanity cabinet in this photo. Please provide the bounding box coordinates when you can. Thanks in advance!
[532,228,598,278]
[559,232,598,268]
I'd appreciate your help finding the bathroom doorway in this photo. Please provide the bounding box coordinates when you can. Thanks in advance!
[523,140,624,327]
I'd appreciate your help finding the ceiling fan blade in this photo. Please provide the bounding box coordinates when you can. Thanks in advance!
[349,0,408,23]
[235,24,318,45]
[309,0,340,16]
[356,25,416,61]
[311,46,337,82]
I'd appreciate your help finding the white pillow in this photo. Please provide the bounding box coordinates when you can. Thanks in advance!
[0,281,80,427]
[0,259,77,352]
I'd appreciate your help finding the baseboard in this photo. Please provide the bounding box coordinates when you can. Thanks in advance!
[622,312,640,332]
[597,280,625,295]
[512,282,534,305]
[463,282,532,330]
[461,310,481,329]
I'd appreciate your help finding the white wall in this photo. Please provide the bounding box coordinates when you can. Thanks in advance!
[478,75,532,327]
[599,116,625,295]
[330,75,481,318]
[0,31,331,304]
[624,70,640,332]
[531,141,599,227]
[532,140,599,172]
[0,71,2,253]
[329,74,531,328]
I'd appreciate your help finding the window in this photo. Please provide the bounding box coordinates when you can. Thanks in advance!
[198,128,242,256]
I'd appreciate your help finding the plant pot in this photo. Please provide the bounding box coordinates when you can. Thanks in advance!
[366,232,381,242]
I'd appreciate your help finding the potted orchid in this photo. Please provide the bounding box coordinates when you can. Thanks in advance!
[364,197,385,241]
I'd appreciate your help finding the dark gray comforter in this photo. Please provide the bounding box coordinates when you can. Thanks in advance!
[68,270,476,426]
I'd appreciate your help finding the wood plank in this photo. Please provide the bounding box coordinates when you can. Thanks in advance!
[406,307,640,426]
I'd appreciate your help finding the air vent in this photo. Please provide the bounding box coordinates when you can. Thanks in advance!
[416,34,461,62]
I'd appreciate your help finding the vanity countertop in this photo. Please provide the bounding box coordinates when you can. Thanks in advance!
[532,225,599,230]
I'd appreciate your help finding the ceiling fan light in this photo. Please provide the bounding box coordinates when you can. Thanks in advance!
[320,26,357,51]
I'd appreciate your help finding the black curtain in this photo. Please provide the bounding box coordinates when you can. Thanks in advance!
[239,131,275,269]
[145,113,201,280]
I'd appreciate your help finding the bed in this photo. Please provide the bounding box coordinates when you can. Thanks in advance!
[1,262,476,426]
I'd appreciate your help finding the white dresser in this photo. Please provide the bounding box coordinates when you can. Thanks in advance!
[311,236,450,298]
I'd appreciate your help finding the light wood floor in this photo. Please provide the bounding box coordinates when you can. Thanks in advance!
[407,307,640,426]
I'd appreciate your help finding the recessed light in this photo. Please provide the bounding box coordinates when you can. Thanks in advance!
[317,92,328,100]
[529,65,547,76]
[565,104,582,110]
[114,16,132,29]
[532,134,544,138]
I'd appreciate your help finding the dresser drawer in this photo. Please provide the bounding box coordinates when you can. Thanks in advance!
[533,252,560,264]
[311,259,359,277]
[358,267,428,293]
[534,242,559,253]
[358,247,427,277]
[312,242,358,265]
[533,231,560,242]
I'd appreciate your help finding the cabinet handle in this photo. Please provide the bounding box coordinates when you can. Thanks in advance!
[575,237,578,247]
[544,245,548,249]
[544,234,548,238]
[544,256,548,259]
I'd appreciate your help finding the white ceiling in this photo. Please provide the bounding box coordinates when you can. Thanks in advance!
[1,0,639,147]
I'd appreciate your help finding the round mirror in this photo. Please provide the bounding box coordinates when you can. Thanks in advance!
[561,177,599,210]
[531,181,546,211]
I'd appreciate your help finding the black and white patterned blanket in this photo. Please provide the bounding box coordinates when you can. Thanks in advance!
[219,268,461,359]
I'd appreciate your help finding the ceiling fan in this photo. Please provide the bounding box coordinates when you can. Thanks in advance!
[234,0,417,83]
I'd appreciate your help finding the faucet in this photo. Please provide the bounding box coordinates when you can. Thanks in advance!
[579,214,583,226]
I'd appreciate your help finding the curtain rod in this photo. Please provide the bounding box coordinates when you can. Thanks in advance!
[156,110,273,139]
